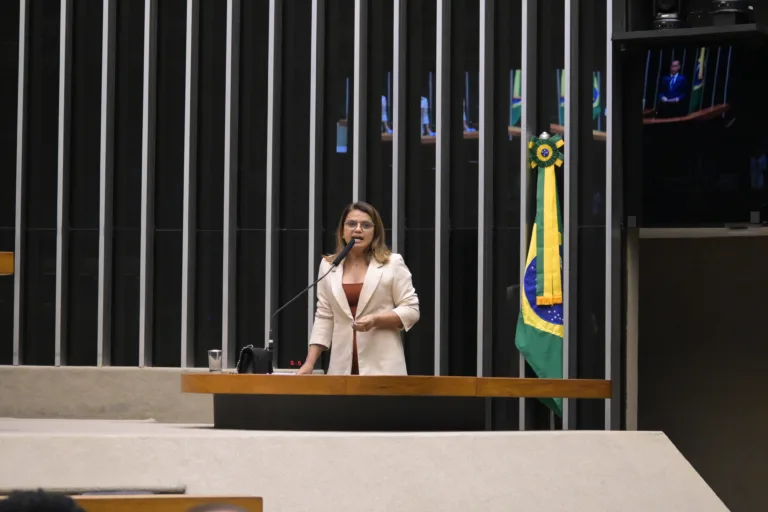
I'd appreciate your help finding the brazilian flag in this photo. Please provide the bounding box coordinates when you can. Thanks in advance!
[558,71,565,125]
[593,72,601,120]
[516,134,565,417]
[510,69,522,127]
[689,48,707,114]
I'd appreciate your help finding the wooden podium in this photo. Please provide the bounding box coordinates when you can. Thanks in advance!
[182,374,611,431]
[0,252,13,276]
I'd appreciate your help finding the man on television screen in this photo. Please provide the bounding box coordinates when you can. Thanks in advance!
[658,60,687,118]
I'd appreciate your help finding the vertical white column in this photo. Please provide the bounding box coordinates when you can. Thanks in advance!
[97,0,117,366]
[391,0,406,254]
[139,0,158,367]
[519,0,538,429]
[181,0,200,367]
[308,0,325,341]
[221,0,241,369]
[605,0,623,431]
[562,0,580,430]
[477,0,494,378]
[54,0,74,366]
[352,0,368,201]
[264,0,283,350]
[13,0,30,365]
[434,0,450,376]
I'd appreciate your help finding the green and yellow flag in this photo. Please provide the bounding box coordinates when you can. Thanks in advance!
[689,48,707,114]
[558,72,565,125]
[515,134,565,417]
[593,72,601,120]
[510,69,522,127]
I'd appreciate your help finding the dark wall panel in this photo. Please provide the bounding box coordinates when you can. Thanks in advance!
[111,0,145,366]
[365,0,393,226]
[321,0,355,253]
[447,229,476,376]
[0,1,20,364]
[193,0,227,367]
[575,0,607,430]
[403,0,436,376]
[490,0,522,432]
[22,231,56,365]
[24,0,59,231]
[639,237,768,512]
[235,230,265,361]
[66,230,98,366]
[196,0,226,232]
[111,230,140,366]
[154,0,186,232]
[235,0,270,361]
[152,0,186,367]
[113,1,144,232]
[490,0,523,373]
[277,230,307,369]
[68,0,102,230]
[403,230,434,375]
[153,231,182,367]
[66,0,103,364]
[276,0,311,368]
[0,1,19,229]
[22,0,60,365]
[194,230,223,367]
[490,228,521,428]
[447,0,479,377]
[0,229,15,365]
[448,0,479,230]
[237,0,269,231]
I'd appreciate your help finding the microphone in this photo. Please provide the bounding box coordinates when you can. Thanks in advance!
[268,238,357,365]
[331,237,357,267]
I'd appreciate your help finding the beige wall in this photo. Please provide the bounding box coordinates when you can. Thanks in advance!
[638,235,768,512]
[0,366,212,424]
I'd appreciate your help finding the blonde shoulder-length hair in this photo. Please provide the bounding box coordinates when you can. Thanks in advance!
[324,202,391,265]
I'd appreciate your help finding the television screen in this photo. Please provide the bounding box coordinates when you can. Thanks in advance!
[640,43,768,226]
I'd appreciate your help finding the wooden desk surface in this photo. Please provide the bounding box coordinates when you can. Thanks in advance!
[71,495,263,512]
[642,103,730,124]
[549,123,606,141]
[182,374,611,399]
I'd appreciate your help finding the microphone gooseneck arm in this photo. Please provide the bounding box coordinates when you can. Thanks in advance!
[270,237,357,324]
[270,264,335,322]
[331,237,357,266]
[266,238,357,369]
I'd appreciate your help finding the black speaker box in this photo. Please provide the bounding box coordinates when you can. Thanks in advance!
[710,0,754,25]
[652,0,686,29]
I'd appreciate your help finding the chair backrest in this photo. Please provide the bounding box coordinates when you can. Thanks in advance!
[72,494,263,512]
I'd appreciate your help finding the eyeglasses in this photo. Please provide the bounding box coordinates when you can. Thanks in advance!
[345,220,375,231]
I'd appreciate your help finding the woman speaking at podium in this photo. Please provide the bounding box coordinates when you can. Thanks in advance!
[297,202,420,375]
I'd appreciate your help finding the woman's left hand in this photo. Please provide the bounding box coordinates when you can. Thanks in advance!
[352,314,378,332]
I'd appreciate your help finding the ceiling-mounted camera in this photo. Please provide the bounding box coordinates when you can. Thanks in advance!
[653,0,686,29]
[710,0,754,25]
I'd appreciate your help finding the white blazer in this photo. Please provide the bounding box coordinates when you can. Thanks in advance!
[309,253,420,375]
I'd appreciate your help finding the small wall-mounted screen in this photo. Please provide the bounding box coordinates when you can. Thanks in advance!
[640,43,768,226]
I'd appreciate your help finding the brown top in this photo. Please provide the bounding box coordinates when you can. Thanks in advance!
[343,283,364,375]
[182,374,614,399]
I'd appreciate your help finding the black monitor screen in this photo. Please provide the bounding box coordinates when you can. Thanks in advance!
[640,43,768,227]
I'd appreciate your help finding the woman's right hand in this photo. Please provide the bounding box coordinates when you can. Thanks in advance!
[296,363,314,375]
